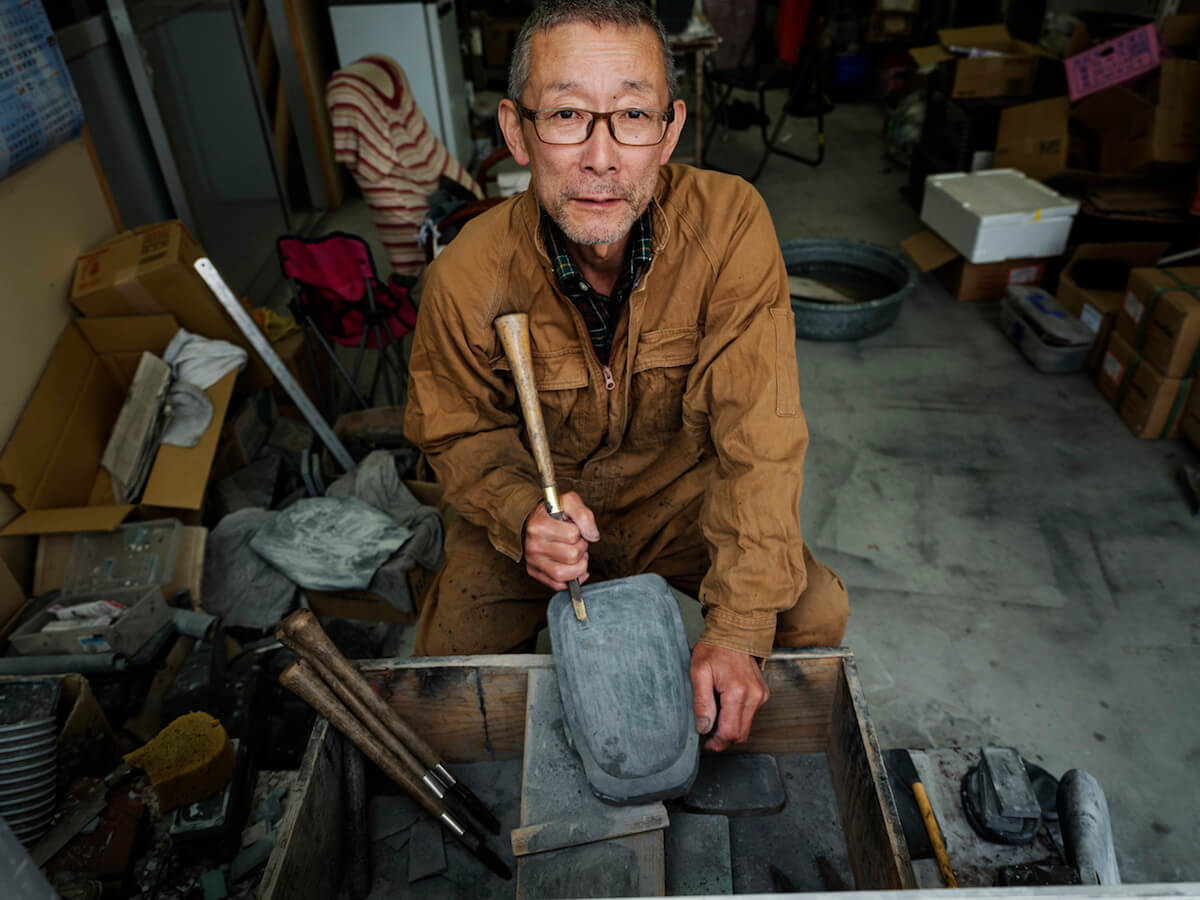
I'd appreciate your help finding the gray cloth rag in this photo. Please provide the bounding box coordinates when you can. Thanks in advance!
[164,327,247,389]
[160,380,213,447]
[204,508,297,630]
[327,450,445,612]
[250,496,412,592]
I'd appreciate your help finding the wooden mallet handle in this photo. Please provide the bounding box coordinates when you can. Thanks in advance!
[279,658,512,880]
[494,313,561,511]
[494,312,587,622]
[276,609,440,771]
[279,658,442,820]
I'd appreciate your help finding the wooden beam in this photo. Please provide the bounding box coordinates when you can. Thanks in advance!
[828,655,916,890]
[258,718,345,900]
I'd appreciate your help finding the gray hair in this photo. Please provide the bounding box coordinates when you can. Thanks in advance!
[507,0,678,105]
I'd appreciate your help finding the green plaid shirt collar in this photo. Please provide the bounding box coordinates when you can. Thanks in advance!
[541,209,654,362]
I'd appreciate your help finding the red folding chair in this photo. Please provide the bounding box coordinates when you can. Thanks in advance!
[276,232,417,418]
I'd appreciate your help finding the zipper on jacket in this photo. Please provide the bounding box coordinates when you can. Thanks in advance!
[601,365,615,390]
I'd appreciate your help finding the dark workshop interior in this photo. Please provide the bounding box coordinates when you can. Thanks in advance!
[1,0,1199,896]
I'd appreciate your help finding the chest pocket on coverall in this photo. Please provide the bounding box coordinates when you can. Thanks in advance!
[627,326,700,447]
[493,350,592,458]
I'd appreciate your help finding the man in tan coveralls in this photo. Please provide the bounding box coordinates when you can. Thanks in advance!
[404,0,848,751]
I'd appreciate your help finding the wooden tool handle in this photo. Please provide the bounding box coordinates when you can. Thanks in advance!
[493,313,561,513]
[912,781,958,888]
[276,609,439,771]
[279,659,442,821]
[308,651,431,785]
[494,313,587,622]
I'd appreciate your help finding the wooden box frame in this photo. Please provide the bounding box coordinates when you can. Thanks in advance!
[260,649,915,898]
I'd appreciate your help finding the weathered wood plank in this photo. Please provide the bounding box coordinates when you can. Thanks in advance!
[360,655,551,762]
[259,717,345,900]
[740,650,846,754]
[828,656,916,890]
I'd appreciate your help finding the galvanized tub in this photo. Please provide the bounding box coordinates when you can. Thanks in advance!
[782,239,917,341]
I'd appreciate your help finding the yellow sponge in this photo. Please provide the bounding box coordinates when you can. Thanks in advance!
[124,712,236,813]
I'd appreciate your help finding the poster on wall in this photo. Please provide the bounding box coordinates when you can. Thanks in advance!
[0,0,85,181]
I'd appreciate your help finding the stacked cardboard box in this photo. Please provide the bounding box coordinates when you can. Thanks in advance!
[1055,242,1170,368]
[995,18,1200,179]
[868,0,919,43]
[910,26,1053,100]
[1096,266,1200,439]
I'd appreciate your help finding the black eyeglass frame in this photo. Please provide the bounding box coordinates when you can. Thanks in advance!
[515,102,676,146]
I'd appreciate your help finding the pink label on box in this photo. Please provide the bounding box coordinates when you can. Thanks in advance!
[1007,266,1042,285]
[1066,23,1161,102]
[1102,351,1125,384]
[1124,290,1144,323]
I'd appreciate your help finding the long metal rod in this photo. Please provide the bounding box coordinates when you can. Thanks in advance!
[194,258,357,472]
[105,0,197,232]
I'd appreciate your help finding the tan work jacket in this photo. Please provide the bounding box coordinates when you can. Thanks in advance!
[405,164,810,657]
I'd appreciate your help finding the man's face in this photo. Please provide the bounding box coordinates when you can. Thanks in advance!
[500,22,686,248]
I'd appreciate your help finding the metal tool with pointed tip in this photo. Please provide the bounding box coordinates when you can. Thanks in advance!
[493,312,587,622]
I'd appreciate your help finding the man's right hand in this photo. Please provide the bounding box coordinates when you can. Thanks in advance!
[523,492,599,591]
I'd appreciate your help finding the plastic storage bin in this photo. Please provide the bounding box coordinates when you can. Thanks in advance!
[1001,285,1094,374]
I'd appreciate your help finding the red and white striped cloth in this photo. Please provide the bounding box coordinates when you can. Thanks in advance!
[326,55,481,276]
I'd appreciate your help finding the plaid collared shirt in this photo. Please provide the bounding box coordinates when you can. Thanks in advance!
[542,209,654,364]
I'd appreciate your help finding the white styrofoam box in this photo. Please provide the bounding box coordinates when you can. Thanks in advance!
[920,169,1079,264]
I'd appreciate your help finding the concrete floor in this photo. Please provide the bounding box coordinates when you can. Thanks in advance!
[313,100,1200,884]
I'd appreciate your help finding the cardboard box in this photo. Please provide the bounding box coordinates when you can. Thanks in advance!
[1161,14,1200,54]
[995,89,1200,180]
[1181,379,1200,449]
[1114,266,1200,377]
[1097,331,1194,439]
[909,25,1053,99]
[1140,58,1200,113]
[993,96,1074,180]
[0,315,235,536]
[901,229,1049,300]
[71,222,270,392]
[1055,242,1171,368]
[1075,86,1200,170]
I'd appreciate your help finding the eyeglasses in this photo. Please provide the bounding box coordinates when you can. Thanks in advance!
[517,103,674,146]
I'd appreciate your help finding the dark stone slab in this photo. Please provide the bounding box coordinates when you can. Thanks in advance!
[681,752,786,816]
[729,753,854,893]
[518,838,642,899]
[665,811,732,895]
[407,818,446,882]
[521,669,664,829]
[547,573,698,805]
[366,759,522,900]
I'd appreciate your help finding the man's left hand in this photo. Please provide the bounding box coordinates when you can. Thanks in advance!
[689,643,770,752]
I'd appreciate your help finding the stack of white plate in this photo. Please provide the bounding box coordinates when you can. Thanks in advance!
[0,680,61,845]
